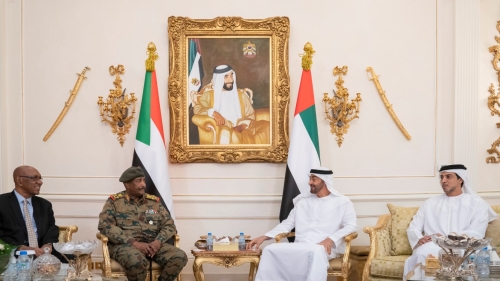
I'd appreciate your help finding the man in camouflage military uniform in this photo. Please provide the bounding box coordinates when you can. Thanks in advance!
[98,166,187,281]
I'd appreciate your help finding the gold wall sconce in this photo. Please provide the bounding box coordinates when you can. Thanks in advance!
[97,65,137,146]
[322,66,362,147]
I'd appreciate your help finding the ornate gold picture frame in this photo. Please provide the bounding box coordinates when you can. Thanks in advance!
[168,16,290,163]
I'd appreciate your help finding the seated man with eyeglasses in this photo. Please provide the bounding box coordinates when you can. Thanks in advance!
[0,165,67,262]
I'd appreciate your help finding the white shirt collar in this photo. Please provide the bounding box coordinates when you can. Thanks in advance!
[13,189,32,205]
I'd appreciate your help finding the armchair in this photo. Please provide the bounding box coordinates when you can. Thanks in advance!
[363,205,500,281]
[96,233,181,281]
[192,109,270,145]
[275,232,358,281]
[362,214,401,281]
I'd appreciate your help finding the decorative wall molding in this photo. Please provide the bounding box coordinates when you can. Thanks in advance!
[1,0,23,192]
[454,0,480,186]
[42,192,500,204]
[55,214,386,220]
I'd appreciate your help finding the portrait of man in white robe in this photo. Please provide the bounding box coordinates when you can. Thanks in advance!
[192,65,270,145]
[186,37,272,146]
[247,167,357,281]
[403,164,497,280]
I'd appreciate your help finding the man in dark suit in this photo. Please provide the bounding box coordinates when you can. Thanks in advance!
[0,165,66,261]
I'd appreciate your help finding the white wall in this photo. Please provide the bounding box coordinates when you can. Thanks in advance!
[1,0,24,188]
[1,0,500,279]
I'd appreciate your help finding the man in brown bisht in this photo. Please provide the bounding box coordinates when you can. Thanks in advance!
[98,166,186,281]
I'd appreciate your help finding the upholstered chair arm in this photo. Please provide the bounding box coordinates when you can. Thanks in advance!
[341,232,358,278]
[58,225,78,243]
[191,114,217,129]
[275,232,295,243]
[254,108,270,121]
[96,232,112,277]
[362,214,392,281]
[192,115,222,144]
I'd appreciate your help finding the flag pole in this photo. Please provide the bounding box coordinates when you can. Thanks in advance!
[300,42,315,71]
[280,42,321,242]
[146,42,159,71]
[133,42,175,219]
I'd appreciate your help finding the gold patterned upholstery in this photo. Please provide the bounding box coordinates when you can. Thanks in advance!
[487,205,500,255]
[275,231,358,281]
[492,205,500,213]
[387,204,418,255]
[96,233,181,281]
[363,204,500,281]
[369,255,409,278]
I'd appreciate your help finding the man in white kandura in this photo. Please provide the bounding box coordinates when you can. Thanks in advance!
[247,167,357,281]
[403,164,497,279]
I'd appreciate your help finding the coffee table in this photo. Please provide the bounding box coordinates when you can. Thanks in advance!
[407,264,500,280]
[191,249,262,281]
[0,275,104,280]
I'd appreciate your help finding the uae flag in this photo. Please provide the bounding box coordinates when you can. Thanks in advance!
[132,68,175,219]
[188,39,204,144]
[279,69,320,226]
[188,38,204,96]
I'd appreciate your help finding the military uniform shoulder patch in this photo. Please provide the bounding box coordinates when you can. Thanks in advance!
[109,192,125,201]
[145,194,160,202]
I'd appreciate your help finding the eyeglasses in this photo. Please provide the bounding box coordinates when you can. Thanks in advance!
[19,175,43,181]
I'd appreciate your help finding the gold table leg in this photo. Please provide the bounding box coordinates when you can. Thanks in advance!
[248,259,260,281]
[193,258,205,281]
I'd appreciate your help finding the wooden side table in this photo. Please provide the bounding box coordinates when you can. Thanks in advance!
[191,249,262,281]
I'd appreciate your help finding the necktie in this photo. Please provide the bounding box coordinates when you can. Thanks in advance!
[23,199,38,248]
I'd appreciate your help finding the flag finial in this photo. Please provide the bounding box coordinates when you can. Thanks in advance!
[300,42,315,71]
[146,42,159,71]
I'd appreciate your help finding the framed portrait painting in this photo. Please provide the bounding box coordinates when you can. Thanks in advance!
[168,17,290,163]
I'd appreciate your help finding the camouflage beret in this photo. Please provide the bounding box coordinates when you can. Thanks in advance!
[119,166,145,182]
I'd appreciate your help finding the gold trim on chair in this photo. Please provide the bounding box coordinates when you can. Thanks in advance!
[275,231,358,281]
[362,214,393,281]
[342,232,358,279]
[58,225,78,243]
[96,233,182,281]
[59,225,94,270]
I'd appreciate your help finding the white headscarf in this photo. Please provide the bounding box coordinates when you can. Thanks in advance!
[310,167,341,196]
[293,167,342,205]
[439,164,497,222]
[211,65,242,124]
